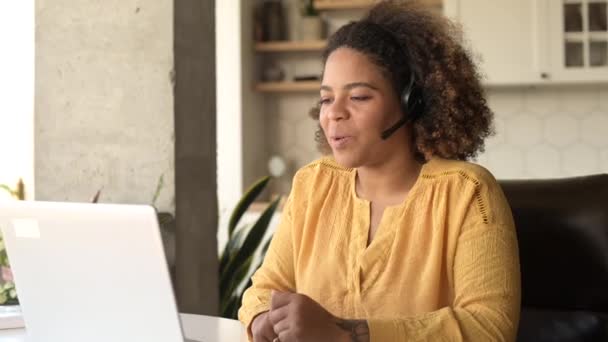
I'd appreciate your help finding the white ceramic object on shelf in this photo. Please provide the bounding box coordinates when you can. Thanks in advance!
[268,155,287,178]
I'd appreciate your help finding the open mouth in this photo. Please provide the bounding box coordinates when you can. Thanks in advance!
[330,136,351,148]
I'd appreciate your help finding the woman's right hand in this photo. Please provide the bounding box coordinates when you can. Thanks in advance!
[251,311,277,342]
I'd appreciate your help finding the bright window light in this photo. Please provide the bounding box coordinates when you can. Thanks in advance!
[0,2,35,200]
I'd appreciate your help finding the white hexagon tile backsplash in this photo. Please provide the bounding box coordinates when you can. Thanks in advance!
[478,85,608,179]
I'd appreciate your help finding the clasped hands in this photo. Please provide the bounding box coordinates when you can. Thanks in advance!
[251,290,366,342]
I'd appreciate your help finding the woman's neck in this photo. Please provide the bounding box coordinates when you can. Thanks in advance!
[355,152,422,204]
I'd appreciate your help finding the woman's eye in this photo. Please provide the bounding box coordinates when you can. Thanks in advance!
[351,96,370,101]
[318,98,332,105]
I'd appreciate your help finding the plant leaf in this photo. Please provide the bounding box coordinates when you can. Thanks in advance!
[151,174,165,208]
[220,255,252,306]
[230,233,274,312]
[260,236,272,256]
[220,295,240,319]
[157,212,174,227]
[227,176,270,239]
[220,197,280,296]
[219,225,249,275]
[230,298,240,319]
[0,185,15,198]
[91,189,102,203]
[238,240,270,297]
[15,179,25,201]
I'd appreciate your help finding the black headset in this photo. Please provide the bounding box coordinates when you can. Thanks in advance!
[381,75,424,140]
[362,21,425,140]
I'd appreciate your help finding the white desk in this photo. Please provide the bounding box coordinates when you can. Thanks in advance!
[0,313,247,341]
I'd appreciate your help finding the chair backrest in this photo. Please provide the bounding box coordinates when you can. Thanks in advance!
[498,174,608,314]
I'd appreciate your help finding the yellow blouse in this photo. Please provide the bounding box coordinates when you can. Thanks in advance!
[239,157,521,341]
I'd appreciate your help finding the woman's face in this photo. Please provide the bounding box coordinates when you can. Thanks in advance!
[319,47,406,169]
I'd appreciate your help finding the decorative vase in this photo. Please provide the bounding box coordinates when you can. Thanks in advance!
[299,16,323,40]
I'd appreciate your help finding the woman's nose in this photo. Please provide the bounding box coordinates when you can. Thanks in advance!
[326,98,348,121]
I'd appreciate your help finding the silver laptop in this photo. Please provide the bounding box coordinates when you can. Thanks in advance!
[0,201,200,342]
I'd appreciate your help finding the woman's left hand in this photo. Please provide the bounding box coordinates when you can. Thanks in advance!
[268,290,348,342]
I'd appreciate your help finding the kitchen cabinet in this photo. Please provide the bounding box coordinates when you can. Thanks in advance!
[547,0,608,82]
[444,0,608,85]
[444,0,545,85]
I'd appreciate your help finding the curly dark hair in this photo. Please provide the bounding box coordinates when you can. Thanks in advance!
[310,0,494,161]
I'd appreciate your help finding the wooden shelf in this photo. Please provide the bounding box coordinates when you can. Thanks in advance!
[255,40,327,52]
[255,81,321,92]
[313,0,375,10]
[313,0,442,10]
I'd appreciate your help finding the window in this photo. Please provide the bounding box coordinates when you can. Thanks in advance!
[563,0,608,68]
[0,1,35,200]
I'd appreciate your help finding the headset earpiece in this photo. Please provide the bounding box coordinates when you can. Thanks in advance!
[400,75,423,121]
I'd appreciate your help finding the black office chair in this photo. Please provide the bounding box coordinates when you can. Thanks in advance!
[499,175,608,342]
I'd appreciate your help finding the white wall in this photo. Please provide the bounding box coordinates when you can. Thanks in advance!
[0,1,35,200]
[35,0,175,211]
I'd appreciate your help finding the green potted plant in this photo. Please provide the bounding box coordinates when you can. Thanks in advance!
[0,180,24,305]
[219,176,281,319]
[299,0,323,40]
[0,237,18,305]
[0,179,25,201]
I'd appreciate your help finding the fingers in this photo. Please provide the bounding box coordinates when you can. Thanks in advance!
[269,292,291,337]
[270,291,294,339]
[253,327,275,342]
[270,291,316,341]
[270,290,292,310]
[252,335,272,342]
[272,315,290,336]
[268,304,289,324]
[263,314,278,341]
[277,329,294,342]
[252,311,277,342]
